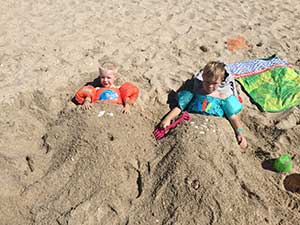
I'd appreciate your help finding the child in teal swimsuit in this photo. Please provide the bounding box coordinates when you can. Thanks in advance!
[160,61,247,149]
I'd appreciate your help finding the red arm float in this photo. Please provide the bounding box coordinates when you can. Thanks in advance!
[75,85,97,104]
[119,82,139,104]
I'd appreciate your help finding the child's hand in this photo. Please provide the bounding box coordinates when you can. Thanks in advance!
[237,134,248,150]
[82,98,93,110]
[122,104,130,114]
[160,118,171,129]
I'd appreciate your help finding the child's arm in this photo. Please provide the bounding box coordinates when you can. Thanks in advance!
[122,99,131,113]
[75,85,96,108]
[228,115,247,149]
[159,90,194,128]
[160,107,182,128]
[82,96,93,110]
[119,82,139,113]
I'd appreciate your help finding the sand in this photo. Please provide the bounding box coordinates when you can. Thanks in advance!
[0,0,300,224]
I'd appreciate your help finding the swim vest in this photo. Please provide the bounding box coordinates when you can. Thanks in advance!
[75,82,139,105]
[177,90,243,118]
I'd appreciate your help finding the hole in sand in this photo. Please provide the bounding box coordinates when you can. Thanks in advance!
[283,174,300,193]
[191,179,200,190]
[261,159,276,172]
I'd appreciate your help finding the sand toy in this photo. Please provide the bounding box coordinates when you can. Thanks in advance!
[154,111,191,140]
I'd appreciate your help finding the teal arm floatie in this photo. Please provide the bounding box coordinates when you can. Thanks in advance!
[222,95,243,118]
[177,90,194,110]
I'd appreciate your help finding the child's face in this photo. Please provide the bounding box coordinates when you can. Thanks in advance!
[202,78,221,94]
[99,70,116,87]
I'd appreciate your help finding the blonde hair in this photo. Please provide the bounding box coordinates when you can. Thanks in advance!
[202,61,225,82]
[98,61,118,76]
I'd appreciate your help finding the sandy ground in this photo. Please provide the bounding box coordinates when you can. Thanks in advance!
[0,0,300,224]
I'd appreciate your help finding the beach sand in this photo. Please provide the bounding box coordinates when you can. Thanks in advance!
[0,0,300,224]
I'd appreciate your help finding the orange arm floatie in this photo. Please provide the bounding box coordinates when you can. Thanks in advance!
[75,85,97,104]
[119,82,139,104]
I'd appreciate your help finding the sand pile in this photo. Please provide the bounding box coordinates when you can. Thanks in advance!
[1,101,300,224]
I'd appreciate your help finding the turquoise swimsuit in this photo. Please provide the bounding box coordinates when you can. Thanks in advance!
[177,90,243,118]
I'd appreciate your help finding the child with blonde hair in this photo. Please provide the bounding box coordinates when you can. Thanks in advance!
[160,61,247,149]
[75,62,139,113]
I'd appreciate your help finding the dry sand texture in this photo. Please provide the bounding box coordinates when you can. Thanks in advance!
[1,0,300,224]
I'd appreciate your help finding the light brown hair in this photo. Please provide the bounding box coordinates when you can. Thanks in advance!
[202,61,225,82]
[98,62,118,76]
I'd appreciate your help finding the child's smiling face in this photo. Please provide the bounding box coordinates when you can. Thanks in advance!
[99,69,116,87]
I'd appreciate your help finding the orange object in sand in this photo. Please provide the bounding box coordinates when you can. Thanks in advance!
[227,36,248,52]
[75,85,97,104]
[75,82,139,105]
[119,82,139,104]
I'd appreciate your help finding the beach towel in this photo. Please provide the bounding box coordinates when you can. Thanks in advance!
[226,55,289,78]
[236,66,300,112]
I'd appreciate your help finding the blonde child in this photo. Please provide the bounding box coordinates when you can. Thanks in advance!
[160,61,247,149]
[75,62,139,113]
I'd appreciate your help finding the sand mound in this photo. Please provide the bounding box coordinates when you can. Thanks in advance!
[2,100,300,224]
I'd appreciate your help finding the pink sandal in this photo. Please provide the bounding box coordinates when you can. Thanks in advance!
[153,111,191,140]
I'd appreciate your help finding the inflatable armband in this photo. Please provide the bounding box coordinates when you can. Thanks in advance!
[222,95,243,118]
[177,90,194,110]
[119,82,139,104]
[75,85,97,104]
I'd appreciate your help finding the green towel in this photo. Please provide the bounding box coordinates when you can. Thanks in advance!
[237,66,300,112]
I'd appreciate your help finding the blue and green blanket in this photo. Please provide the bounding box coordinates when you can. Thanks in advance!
[226,55,300,112]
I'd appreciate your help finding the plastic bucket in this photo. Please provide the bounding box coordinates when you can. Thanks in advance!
[274,154,292,173]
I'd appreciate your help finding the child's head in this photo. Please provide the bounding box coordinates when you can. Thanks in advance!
[201,61,225,93]
[98,62,118,87]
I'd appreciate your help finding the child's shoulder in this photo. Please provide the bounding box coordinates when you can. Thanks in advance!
[215,91,227,99]
[119,82,139,89]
